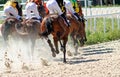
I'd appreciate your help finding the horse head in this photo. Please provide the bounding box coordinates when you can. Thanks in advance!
[37,4,47,18]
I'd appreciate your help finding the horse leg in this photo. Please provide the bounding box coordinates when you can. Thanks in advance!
[57,32,68,63]
[62,38,68,63]
[1,24,10,44]
[47,38,56,57]
[70,34,79,55]
[30,38,36,61]
[59,40,64,52]
[74,35,79,55]
[74,41,79,55]
[53,37,59,54]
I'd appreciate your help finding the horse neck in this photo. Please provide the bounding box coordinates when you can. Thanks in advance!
[37,4,46,18]
[77,5,83,16]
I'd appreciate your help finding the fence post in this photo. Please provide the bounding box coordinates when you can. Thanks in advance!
[94,17,96,32]
[90,18,92,31]
[117,15,120,30]
[103,17,106,33]
[111,17,114,30]
[85,17,88,30]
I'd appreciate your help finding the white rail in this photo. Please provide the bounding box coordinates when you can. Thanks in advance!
[85,13,120,33]
[0,4,120,32]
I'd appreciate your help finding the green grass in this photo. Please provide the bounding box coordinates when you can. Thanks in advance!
[86,18,120,45]
[0,6,3,11]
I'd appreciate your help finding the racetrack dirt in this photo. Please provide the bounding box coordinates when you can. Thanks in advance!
[0,35,120,77]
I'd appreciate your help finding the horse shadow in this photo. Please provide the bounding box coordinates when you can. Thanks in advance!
[53,45,114,64]
[54,57,101,65]
[82,46,113,56]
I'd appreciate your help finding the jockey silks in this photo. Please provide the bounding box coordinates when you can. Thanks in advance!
[69,0,79,13]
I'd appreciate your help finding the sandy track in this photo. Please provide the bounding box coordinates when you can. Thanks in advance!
[0,39,120,77]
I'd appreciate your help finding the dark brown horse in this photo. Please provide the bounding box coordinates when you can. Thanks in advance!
[40,14,70,63]
[37,4,47,18]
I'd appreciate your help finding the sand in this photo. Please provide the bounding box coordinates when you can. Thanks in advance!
[0,38,120,77]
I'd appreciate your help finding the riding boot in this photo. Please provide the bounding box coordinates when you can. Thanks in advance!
[61,14,70,27]
[73,13,82,22]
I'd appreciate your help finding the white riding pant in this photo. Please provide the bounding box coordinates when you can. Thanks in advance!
[4,6,21,20]
[64,0,79,20]
[46,0,63,15]
[64,0,76,14]
[25,2,41,19]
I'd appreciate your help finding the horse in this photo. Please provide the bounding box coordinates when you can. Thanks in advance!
[1,4,26,44]
[20,18,41,60]
[69,1,87,48]
[66,14,87,55]
[40,14,70,63]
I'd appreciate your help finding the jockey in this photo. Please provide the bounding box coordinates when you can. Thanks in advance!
[46,0,70,27]
[4,0,23,21]
[25,0,42,21]
[64,0,82,22]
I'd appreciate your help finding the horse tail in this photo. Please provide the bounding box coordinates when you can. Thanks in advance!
[41,17,53,36]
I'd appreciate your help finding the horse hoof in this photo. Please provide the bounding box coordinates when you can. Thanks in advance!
[55,50,59,54]
[63,60,67,63]
[60,47,64,51]
[52,48,56,53]
[52,52,56,57]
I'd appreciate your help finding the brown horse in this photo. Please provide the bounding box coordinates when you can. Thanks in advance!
[40,14,70,63]
[71,1,87,46]
[66,14,87,55]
